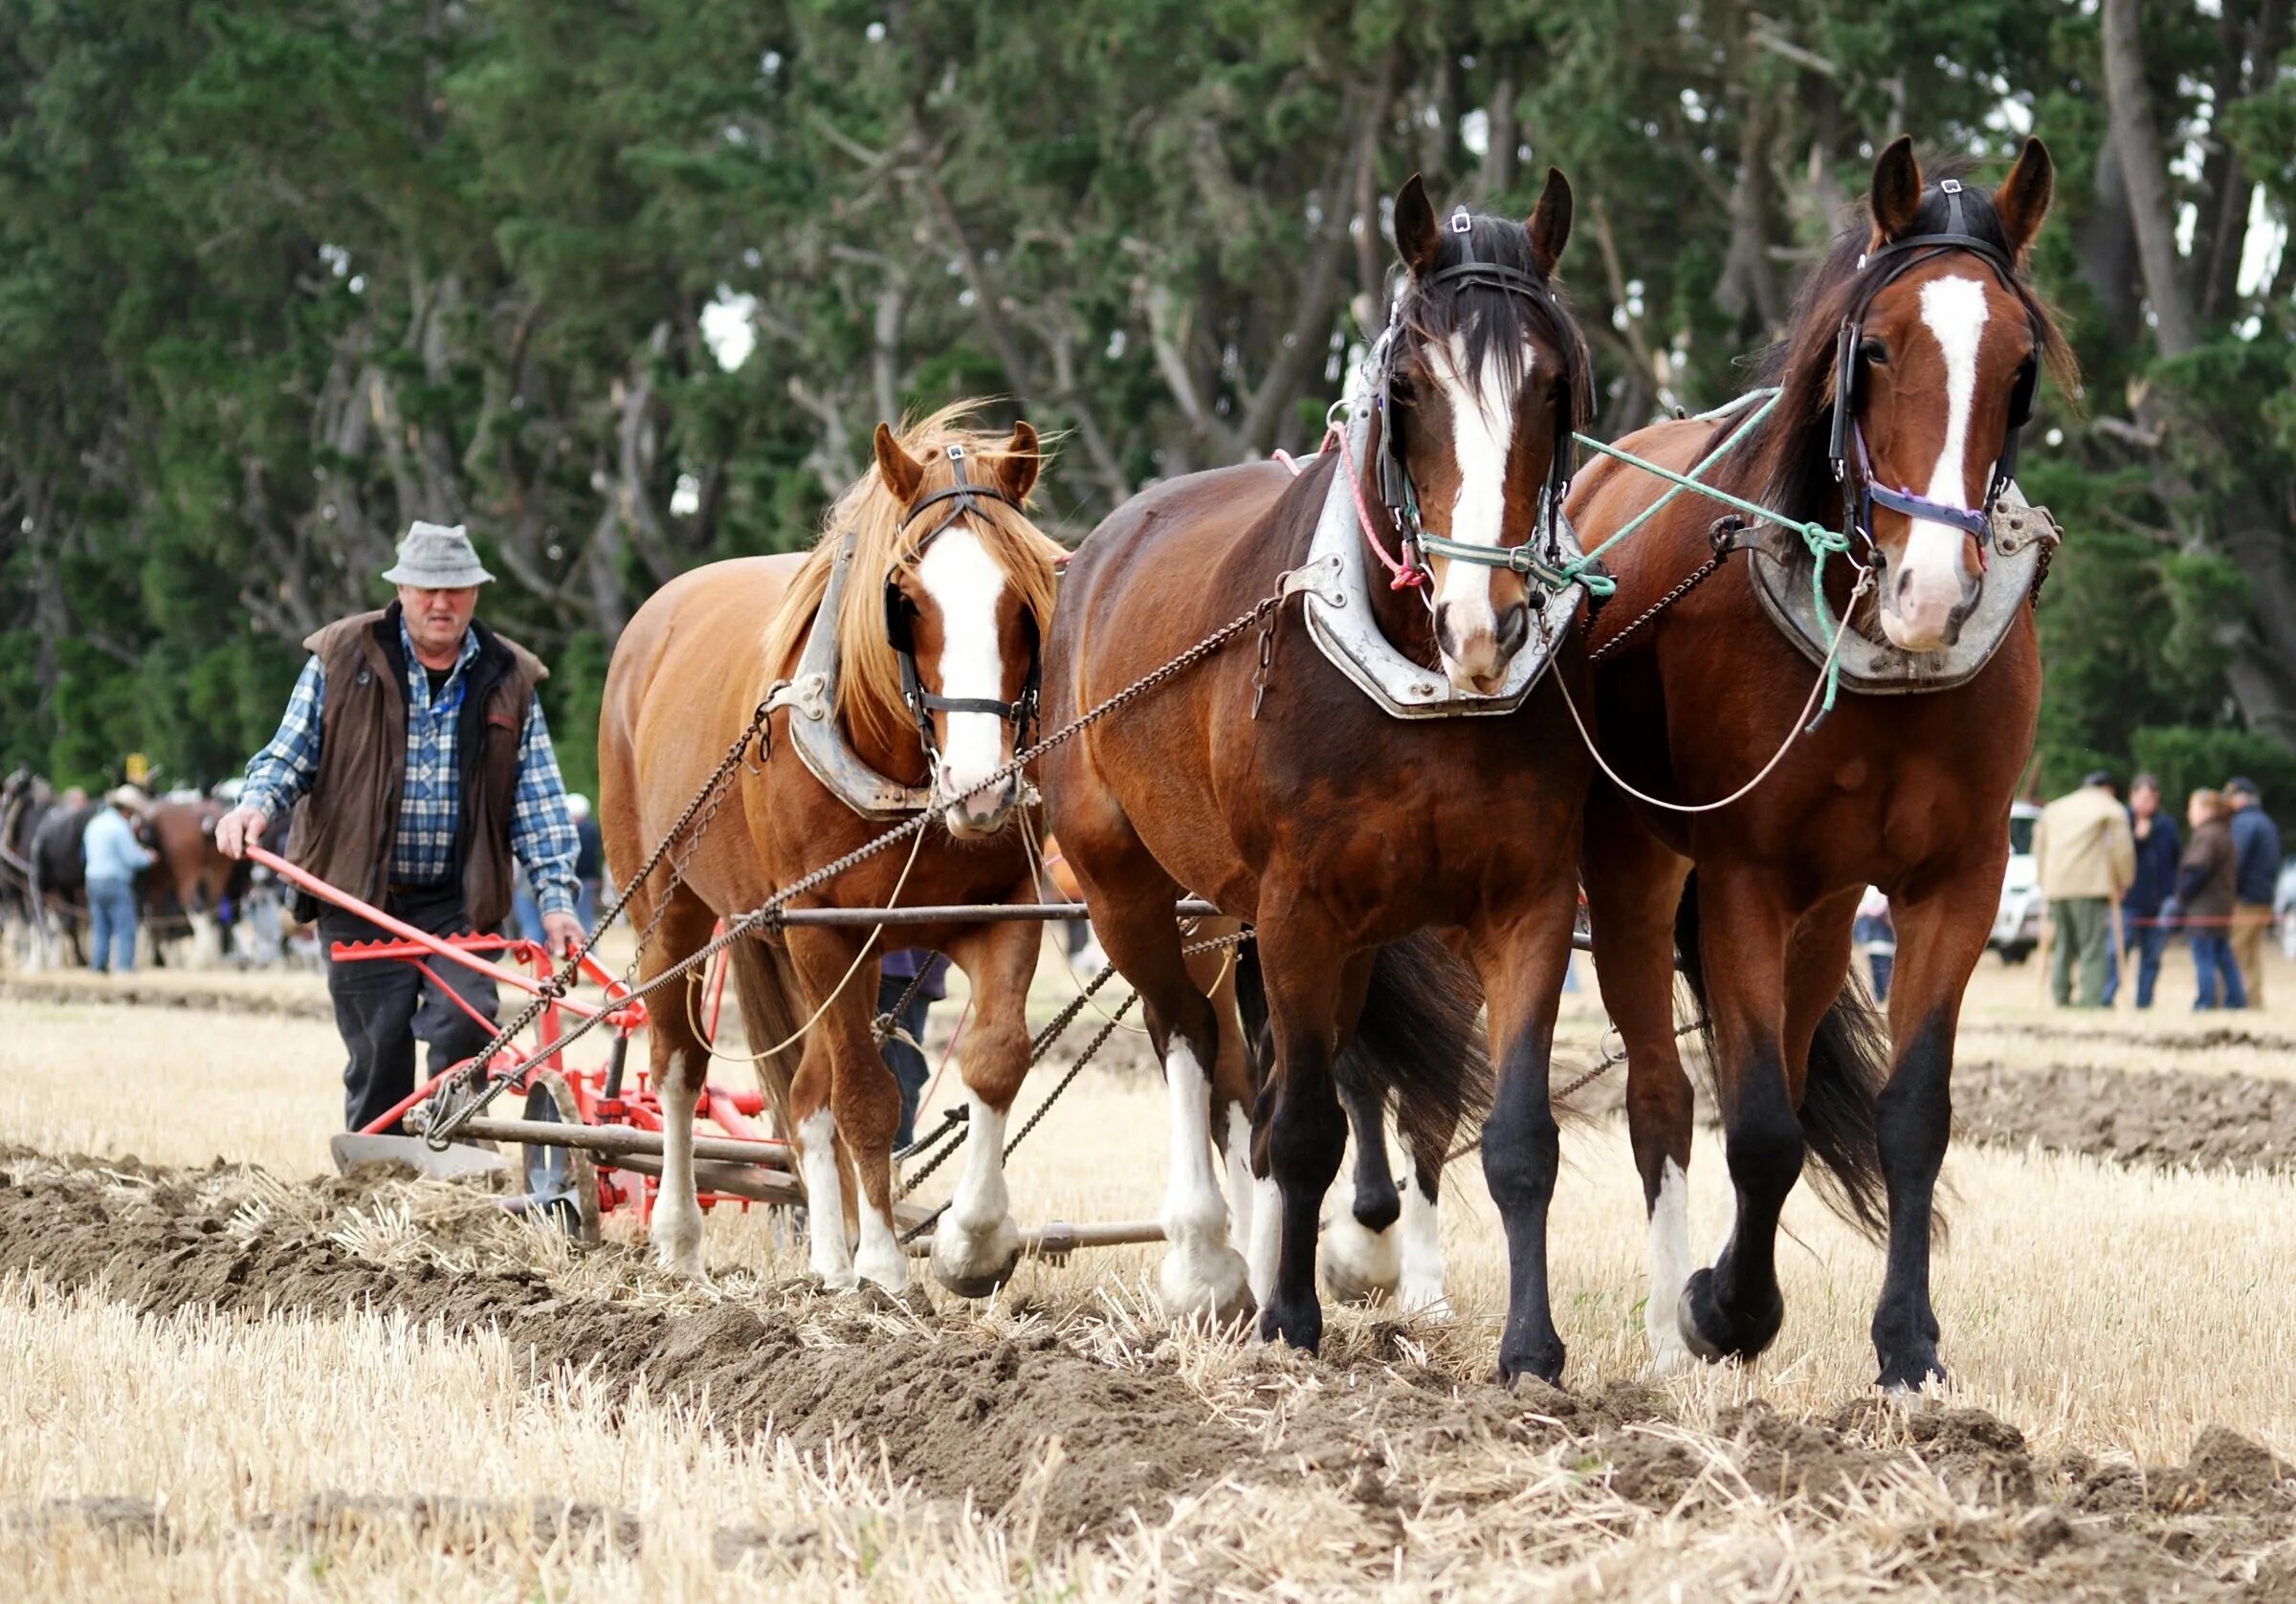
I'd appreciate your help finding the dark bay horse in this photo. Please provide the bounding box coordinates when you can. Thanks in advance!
[1570,138,2071,1389]
[1044,174,1600,1379]
[600,406,1066,1295]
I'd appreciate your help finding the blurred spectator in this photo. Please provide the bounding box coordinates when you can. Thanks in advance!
[567,792,604,930]
[878,949,948,1148]
[81,785,155,975]
[2103,773,2179,1009]
[2033,770,2135,1008]
[2178,788,2245,1010]
[2223,778,2280,1007]
[1853,886,1894,1002]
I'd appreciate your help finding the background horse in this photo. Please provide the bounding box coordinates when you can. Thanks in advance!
[1570,138,2071,1389]
[27,792,99,969]
[600,406,1066,1297]
[143,796,248,966]
[1044,173,1600,1381]
[1,770,53,960]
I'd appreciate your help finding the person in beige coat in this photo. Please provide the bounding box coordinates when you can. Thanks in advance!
[2032,771,2137,1007]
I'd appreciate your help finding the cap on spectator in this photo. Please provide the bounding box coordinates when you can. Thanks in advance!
[566,793,591,821]
[107,784,149,812]
[2081,769,2113,789]
[2225,776,2261,799]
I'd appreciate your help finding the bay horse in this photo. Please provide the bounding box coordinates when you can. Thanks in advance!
[1043,172,1599,1379]
[27,792,98,969]
[1570,138,2071,1389]
[600,406,1066,1295]
[143,796,248,965]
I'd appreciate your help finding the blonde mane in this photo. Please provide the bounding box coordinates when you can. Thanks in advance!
[759,402,1069,758]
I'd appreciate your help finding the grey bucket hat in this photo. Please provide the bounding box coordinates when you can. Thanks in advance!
[381,521,496,588]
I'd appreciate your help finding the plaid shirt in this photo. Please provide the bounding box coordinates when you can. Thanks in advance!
[240,620,581,915]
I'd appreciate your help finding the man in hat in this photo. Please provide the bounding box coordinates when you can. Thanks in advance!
[215,522,585,1131]
[2032,769,2136,1007]
[80,783,155,975]
[2223,777,2282,1007]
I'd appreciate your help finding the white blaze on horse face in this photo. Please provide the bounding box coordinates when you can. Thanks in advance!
[914,526,1013,831]
[1645,1157,1694,1376]
[1431,331,1527,687]
[1885,275,1989,651]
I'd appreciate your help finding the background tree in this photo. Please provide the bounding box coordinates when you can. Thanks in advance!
[2,0,2289,803]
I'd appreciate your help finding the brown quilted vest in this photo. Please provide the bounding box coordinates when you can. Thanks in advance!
[282,604,546,930]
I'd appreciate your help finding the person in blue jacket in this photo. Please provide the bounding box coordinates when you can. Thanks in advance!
[2104,773,2180,1008]
[2224,778,2282,1008]
[81,785,156,974]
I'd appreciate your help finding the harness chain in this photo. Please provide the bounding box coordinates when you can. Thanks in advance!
[423,584,1295,1148]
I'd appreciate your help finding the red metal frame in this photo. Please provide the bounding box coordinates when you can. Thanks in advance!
[250,845,782,1222]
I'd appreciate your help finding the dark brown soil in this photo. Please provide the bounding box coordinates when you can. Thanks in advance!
[0,976,334,1019]
[2,1145,2289,1588]
[1956,1061,2296,1175]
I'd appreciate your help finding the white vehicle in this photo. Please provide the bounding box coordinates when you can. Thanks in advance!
[1990,801,2043,964]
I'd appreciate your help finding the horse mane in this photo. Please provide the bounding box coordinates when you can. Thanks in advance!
[1392,209,1595,439]
[757,401,1068,756]
[1719,160,2078,523]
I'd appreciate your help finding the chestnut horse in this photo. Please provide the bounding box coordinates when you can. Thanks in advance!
[1044,174,1599,1379]
[144,796,247,964]
[1571,139,2070,1389]
[600,407,1065,1294]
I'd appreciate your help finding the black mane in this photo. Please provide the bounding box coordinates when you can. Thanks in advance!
[1392,210,1594,437]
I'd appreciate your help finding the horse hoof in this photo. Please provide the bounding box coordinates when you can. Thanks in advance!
[1875,1351,1947,1395]
[931,1216,1022,1299]
[1495,1339,1566,1389]
[1159,1245,1256,1329]
[1676,1268,1783,1364]
[1318,1211,1401,1307]
[1256,1295,1323,1354]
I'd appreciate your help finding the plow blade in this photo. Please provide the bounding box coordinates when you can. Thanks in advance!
[328,1132,510,1180]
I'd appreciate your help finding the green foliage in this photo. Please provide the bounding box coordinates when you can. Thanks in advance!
[0,0,2289,804]
[2129,727,2296,817]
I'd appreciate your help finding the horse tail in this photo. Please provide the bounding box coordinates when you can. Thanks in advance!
[1233,931,1492,1174]
[1673,874,1891,1241]
[725,935,807,1140]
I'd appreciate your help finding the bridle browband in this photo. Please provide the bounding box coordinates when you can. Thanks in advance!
[1826,178,2041,557]
[1373,206,1578,591]
[882,443,1041,780]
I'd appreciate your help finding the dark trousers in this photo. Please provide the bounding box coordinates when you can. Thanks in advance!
[320,886,499,1132]
[877,973,935,1149]
[2102,921,2168,1008]
[2191,931,2248,1011]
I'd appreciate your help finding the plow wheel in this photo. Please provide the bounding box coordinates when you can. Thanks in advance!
[516,1071,601,1245]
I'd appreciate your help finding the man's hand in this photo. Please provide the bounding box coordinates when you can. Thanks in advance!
[541,910,586,961]
[214,805,269,860]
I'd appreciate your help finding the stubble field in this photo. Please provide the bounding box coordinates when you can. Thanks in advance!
[1,939,2292,1600]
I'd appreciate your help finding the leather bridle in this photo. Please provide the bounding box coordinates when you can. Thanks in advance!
[1827,178,2040,560]
[1373,206,1578,588]
[882,443,1041,773]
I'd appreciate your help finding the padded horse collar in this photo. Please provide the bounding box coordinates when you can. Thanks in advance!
[1373,206,1576,582]
[1827,179,2041,552]
[883,443,1042,753]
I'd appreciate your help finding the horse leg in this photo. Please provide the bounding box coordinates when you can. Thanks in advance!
[784,929,904,1291]
[1319,1082,1402,1307]
[1253,914,1361,1353]
[1397,1116,1455,1316]
[928,914,1038,1297]
[1675,867,1800,1364]
[639,889,720,1278]
[1200,930,1270,1301]
[1471,891,1579,1386]
[1582,803,1697,1373]
[1870,864,1996,1391]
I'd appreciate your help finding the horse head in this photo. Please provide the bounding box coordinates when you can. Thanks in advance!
[872,418,1052,838]
[1379,169,1589,692]
[1834,137,2057,652]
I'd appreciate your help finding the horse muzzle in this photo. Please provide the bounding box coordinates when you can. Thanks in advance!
[938,775,1022,838]
[1436,599,1530,693]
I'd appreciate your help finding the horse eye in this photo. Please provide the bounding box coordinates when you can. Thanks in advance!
[1859,339,1889,366]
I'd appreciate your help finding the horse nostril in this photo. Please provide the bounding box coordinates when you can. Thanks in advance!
[1495,604,1529,655]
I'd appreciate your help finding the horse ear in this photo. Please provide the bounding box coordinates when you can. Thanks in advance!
[873,422,924,504]
[1992,137,2054,265]
[1526,166,1573,278]
[1868,136,1923,245]
[996,419,1041,503]
[1394,173,1439,277]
